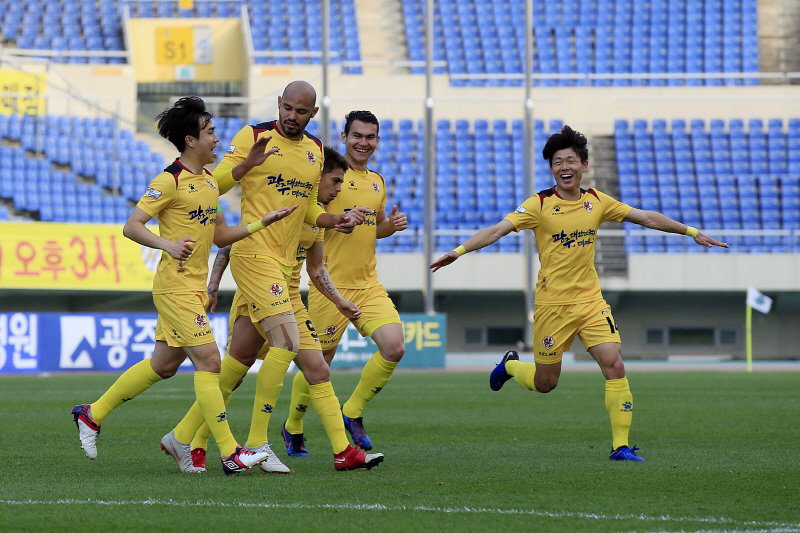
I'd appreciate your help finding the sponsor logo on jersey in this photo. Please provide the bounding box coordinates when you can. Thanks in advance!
[144,187,162,200]
[307,151,317,164]
[267,173,312,198]
[195,314,208,328]
[551,205,564,215]
[515,206,527,213]
[583,201,593,212]
[188,183,198,193]
[372,182,380,193]
[551,229,596,248]
[205,178,216,190]
[348,179,357,190]
[542,336,555,349]
[269,283,284,297]
[188,205,218,226]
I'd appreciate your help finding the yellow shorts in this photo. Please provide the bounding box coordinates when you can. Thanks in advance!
[227,287,321,358]
[154,291,215,348]
[229,255,293,322]
[308,283,400,350]
[533,299,620,364]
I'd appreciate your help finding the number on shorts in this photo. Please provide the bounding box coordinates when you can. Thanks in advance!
[306,320,319,339]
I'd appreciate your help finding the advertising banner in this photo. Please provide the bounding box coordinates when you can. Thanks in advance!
[0,222,156,291]
[0,312,446,374]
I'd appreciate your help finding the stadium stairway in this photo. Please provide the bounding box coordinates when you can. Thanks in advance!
[353,0,408,75]
[758,0,800,80]
[589,135,628,277]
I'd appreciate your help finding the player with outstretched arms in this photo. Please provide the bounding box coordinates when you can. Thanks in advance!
[179,147,384,472]
[430,125,728,461]
[167,81,371,473]
[296,110,409,452]
[71,97,295,475]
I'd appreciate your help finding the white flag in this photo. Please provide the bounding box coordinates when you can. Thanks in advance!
[747,287,773,314]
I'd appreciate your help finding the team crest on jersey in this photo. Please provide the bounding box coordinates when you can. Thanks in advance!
[325,325,336,336]
[307,151,316,164]
[205,178,216,190]
[542,336,555,349]
[269,283,284,297]
[372,182,380,193]
[195,314,208,328]
[583,201,593,212]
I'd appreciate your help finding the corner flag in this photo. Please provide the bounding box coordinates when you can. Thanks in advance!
[745,287,772,374]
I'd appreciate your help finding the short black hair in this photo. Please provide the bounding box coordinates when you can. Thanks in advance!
[156,96,212,152]
[344,110,379,136]
[323,147,348,174]
[542,125,588,166]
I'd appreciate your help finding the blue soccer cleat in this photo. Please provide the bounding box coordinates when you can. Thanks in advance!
[343,415,373,451]
[609,445,645,462]
[281,422,309,457]
[489,350,519,391]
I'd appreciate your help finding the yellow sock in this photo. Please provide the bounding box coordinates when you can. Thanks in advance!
[246,347,295,448]
[285,371,311,435]
[188,356,250,450]
[309,381,349,454]
[194,371,238,457]
[90,359,162,423]
[342,351,397,419]
[605,377,633,450]
[505,359,537,391]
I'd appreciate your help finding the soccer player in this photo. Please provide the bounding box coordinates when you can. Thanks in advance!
[71,97,296,475]
[293,110,409,451]
[168,81,371,473]
[430,125,728,461]
[178,147,384,472]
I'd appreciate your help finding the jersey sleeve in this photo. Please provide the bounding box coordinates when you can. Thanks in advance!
[303,175,324,225]
[136,172,177,217]
[315,227,325,242]
[597,190,632,222]
[219,126,255,170]
[504,195,540,231]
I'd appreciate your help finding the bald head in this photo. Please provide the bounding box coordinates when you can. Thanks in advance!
[282,81,317,107]
[277,80,319,139]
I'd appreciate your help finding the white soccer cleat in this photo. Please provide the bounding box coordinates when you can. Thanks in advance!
[160,431,206,473]
[247,442,291,474]
[71,404,100,460]
[221,446,269,475]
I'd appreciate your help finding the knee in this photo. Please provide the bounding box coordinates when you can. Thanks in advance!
[204,360,221,374]
[534,377,558,394]
[154,364,178,379]
[382,342,405,363]
[304,364,330,385]
[606,357,625,379]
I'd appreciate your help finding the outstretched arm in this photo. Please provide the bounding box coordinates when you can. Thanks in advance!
[623,208,728,248]
[306,241,361,320]
[430,219,516,272]
[213,205,297,248]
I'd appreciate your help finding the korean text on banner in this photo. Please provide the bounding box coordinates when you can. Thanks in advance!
[0,222,157,291]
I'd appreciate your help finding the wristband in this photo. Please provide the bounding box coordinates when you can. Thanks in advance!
[453,245,467,257]
[247,220,266,234]
[684,226,699,238]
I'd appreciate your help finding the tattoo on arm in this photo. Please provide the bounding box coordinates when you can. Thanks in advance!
[314,268,338,298]
[209,246,231,287]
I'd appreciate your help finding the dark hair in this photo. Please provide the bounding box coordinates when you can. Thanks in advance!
[542,125,588,165]
[344,110,379,136]
[156,96,212,152]
[323,147,348,174]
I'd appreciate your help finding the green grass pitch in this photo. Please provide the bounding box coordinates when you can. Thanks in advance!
[1,371,798,532]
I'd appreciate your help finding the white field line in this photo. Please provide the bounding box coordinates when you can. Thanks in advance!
[0,499,798,530]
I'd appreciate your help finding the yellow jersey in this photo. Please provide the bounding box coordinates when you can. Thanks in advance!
[289,223,323,290]
[320,166,386,288]
[136,159,218,294]
[219,121,324,271]
[505,187,631,305]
